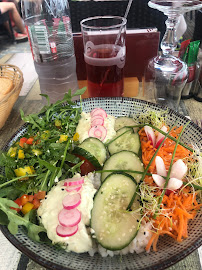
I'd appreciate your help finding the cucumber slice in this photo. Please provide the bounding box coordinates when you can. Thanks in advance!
[108,127,141,156]
[91,172,141,251]
[115,117,138,132]
[77,137,107,166]
[73,147,102,169]
[101,150,144,182]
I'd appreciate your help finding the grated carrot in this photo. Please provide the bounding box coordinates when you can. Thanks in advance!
[139,126,201,252]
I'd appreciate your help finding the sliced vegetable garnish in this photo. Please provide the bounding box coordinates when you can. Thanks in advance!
[91,115,104,127]
[63,193,81,210]
[56,224,78,237]
[58,208,81,227]
[64,177,84,186]
[65,184,82,193]
[170,159,187,179]
[88,125,107,141]
[155,156,167,177]
[90,108,107,118]
[155,126,167,148]
[144,126,156,147]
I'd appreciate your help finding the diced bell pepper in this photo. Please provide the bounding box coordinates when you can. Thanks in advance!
[73,133,79,142]
[34,191,46,200]
[8,147,17,158]
[59,134,68,143]
[32,149,42,156]
[55,119,62,128]
[21,202,34,215]
[14,166,35,179]
[10,198,22,212]
[32,198,40,209]
[19,137,28,148]
[20,194,29,206]
[26,137,34,145]
[18,149,25,159]
[41,130,50,140]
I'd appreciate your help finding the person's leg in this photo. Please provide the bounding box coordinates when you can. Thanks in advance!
[0,2,26,34]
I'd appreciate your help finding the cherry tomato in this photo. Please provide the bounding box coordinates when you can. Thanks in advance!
[75,154,96,176]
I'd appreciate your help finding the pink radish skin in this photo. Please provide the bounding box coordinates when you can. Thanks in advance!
[167,177,183,190]
[91,115,104,126]
[56,224,78,237]
[90,108,107,119]
[65,184,82,193]
[155,156,167,177]
[88,125,107,141]
[155,126,168,148]
[170,159,187,180]
[58,208,81,227]
[63,193,81,210]
[152,174,165,188]
[144,126,156,147]
[90,108,100,117]
[64,177,84,186]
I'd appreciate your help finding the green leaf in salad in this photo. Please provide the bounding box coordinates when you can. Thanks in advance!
[0,198,46,241]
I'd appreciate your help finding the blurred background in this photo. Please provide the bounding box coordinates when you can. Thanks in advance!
[0,0,201,57]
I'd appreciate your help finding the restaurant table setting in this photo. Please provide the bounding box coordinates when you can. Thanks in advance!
[0,0,202,269]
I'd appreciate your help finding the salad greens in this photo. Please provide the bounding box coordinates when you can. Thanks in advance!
[0,89,86,241]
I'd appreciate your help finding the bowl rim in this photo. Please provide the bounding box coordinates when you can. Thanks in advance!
[0,96,201,270]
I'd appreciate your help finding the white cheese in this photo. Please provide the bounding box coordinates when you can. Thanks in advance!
[38,173,96,253]
[76,111,116,143]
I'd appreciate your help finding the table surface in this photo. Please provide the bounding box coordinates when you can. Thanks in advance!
[0,53,202,270]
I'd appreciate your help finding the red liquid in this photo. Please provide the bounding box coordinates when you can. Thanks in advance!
[85,46,124,97]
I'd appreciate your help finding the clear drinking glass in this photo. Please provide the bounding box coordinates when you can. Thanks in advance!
[145,0,202,111]
[80,16,127,98]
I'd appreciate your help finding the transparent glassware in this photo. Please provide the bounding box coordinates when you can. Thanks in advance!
[145,0,202,111]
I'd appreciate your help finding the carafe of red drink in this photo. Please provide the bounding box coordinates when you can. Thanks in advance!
[21,0,78,103]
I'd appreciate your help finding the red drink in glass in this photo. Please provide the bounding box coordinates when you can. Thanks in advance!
[81,16,127,98]
[84,45,124,97]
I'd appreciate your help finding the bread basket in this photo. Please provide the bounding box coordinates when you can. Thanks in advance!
[0,64,23,129]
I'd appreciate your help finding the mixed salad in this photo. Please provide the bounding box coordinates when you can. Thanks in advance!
[0,90,201,256]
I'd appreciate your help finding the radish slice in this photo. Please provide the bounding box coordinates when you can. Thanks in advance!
[155,126,168,148]
[56,224,78,237]
[144,126,156,147]
[63,193,81,210]
[88,125,107,141]
[152,174,165,188]
[91,115,104,127]
[64,177,84,186]
[155,156,167,177]
[90,108,107,119]
[167,177,183,190]
[58,208,81,227]
[66,184,82,193]
[170,159,187,180]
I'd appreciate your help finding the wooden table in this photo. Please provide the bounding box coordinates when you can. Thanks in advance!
[0,53,201,270]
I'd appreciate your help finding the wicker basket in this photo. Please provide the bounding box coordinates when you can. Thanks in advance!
[0,64,23,129]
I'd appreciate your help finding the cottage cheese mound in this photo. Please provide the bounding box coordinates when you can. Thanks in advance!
[38,173,97,253]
